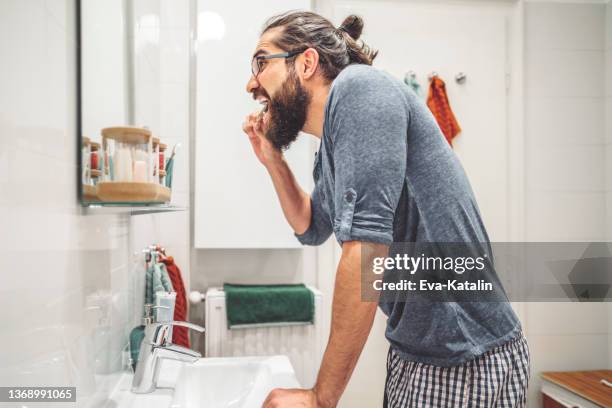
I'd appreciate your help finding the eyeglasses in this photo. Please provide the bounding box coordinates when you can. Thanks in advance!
[251,48,306,78]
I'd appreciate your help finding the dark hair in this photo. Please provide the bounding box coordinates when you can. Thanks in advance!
[262,11,378,82]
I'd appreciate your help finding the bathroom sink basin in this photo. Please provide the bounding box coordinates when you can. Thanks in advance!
[106,355,300,408]
[171,356,300,407]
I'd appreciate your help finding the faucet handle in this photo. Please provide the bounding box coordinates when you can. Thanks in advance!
[155,320,205,333]
[147,320,205,346]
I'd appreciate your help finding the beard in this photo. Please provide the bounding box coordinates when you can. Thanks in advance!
[264,66,311,151]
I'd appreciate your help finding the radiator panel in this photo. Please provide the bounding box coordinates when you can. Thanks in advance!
[204,287,323,388]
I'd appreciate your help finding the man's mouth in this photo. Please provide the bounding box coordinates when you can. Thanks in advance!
[256,96,270,113]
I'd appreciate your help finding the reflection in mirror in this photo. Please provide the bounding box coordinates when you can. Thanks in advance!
[79,0,173,206]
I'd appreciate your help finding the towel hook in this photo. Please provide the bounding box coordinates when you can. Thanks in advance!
[143,244,165,264]
[455,72,467,84]
[428,71,438,81]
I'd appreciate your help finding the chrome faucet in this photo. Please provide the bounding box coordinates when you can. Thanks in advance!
[131,320,205,394]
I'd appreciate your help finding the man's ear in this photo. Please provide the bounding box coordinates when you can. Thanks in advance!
[301,47,319,80]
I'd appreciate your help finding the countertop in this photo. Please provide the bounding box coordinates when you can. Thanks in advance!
[541,370,612,408]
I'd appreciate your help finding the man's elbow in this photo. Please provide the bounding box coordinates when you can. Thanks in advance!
[294,226,332,246]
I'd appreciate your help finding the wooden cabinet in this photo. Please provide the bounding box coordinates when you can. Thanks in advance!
[541,370,612,408]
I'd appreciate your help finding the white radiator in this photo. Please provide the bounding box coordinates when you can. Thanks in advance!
[204,286,324,388]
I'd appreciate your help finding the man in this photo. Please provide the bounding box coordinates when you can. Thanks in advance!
[242,11,530,408]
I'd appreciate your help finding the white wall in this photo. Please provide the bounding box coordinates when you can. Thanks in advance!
[0,1,134,406]
[605,0,612,370]
[524,1,607,241]
[523,2,610,407]
[81,0,128,140]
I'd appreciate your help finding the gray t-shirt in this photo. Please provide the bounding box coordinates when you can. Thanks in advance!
[295,64,521,367]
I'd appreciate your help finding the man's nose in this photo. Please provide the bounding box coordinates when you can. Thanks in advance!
[246,74,259,94]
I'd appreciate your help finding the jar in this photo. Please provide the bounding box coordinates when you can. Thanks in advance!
[101,127,153,183]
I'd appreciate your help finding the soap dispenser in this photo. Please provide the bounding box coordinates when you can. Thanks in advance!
[129,304,155,371]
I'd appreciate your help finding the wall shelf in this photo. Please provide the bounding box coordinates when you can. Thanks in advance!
[81,203,187,216]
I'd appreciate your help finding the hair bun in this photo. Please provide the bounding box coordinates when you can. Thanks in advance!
[339,15,364,40]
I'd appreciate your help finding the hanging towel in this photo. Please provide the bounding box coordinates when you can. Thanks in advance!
[145,259,173,305]
[223,283,314,329]
[403,73,421,97]
[161,256,189,348]
[426,76,461,146]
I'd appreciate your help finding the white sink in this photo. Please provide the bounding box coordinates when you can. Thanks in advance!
[172,356,300,407]
[105,355,300,408]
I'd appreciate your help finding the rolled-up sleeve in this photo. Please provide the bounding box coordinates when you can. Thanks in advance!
[329,75,408,246]
[294,180,333,246]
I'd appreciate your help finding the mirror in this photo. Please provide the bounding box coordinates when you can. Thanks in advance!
[78,0,175,206]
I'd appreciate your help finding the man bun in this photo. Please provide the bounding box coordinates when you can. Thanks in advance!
[339,15,364,40]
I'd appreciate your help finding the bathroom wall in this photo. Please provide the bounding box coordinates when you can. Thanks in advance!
[0,0,132,406]
[81,0,128,140]
[523,1,610,406]
[0,1,194,406]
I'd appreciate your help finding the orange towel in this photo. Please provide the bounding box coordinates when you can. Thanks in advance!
[161,256,190,348]
[426,76,461,146]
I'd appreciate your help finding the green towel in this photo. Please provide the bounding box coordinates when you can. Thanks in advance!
[223,283,314,328]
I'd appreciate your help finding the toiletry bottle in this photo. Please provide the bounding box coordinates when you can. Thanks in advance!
[155,291,177,341]
[129,304,155,371]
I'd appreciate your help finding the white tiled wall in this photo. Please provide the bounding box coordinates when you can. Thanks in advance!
[0,0,193,406]
[524,2,611,406]
[0,0,133,406]
[525,1,607,241]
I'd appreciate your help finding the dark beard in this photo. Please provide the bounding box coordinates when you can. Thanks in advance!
[265,67,311,151]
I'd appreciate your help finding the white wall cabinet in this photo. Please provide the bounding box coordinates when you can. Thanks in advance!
[194,0,313,248]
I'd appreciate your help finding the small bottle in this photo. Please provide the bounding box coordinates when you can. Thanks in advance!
[155,291,176,341]
[129,304,155,371]
[158,143,167,185]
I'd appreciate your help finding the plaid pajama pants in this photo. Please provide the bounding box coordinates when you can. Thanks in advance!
[383,332,530,407]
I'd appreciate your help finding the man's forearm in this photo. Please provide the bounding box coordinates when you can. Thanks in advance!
[265,158,311,234]
[313,241,387,407]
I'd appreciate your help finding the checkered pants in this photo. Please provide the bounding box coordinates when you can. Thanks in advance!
[383,332,530,407]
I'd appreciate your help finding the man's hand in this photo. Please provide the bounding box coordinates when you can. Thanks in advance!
[241,110,312,235]
[242,111,282,167]
[262,388,317,408]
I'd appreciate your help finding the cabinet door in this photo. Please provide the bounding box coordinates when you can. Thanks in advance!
[194,0,312,248]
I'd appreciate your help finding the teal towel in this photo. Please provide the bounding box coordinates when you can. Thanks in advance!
[223,283,314,328]
[145,261,173,305]
[404,73,422,96]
